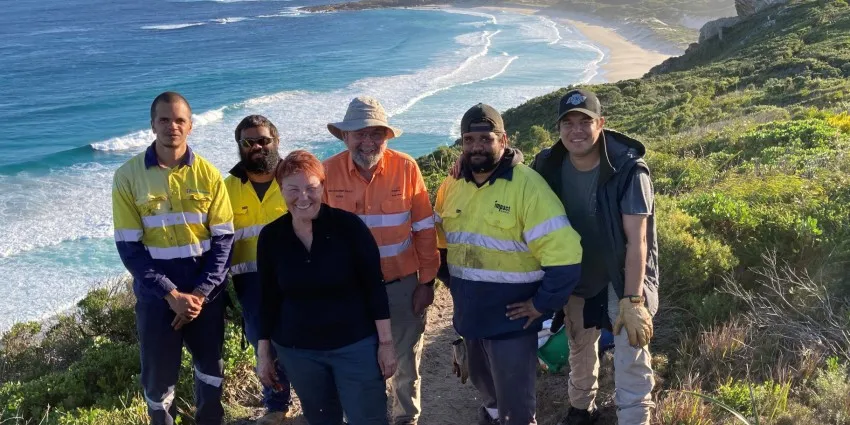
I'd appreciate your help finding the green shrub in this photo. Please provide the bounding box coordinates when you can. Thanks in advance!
[738,119,840,159]
[714,378,791,421]
[514,125,554,156]
[680,175,828,269]
[0,341,140,420]
[647,152,717,195]
[57,396,148,425]
[77,284,137,345]
[810,359,850,424]
[655,197,737,304]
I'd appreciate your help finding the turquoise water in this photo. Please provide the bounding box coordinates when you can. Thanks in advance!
[0,0,604,329]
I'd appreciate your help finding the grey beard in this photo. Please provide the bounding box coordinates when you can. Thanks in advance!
[352,151,381,170]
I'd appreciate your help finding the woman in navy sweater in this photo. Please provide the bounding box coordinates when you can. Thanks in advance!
[256,150,396,425]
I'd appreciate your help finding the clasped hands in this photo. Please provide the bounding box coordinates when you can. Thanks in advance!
[166,289,206,330]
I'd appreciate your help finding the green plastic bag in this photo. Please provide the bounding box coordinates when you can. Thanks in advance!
[537,326,570,373]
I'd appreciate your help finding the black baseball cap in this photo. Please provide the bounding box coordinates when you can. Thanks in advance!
[557,89,602,121]
[460,103,505,135]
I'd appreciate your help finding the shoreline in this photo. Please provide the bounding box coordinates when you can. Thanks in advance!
[303,2,681,83]
[467,5,679,83]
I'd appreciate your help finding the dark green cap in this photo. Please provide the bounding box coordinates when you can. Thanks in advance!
[460,103,505,135]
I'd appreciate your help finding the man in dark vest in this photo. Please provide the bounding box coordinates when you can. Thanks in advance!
[531,89,659,425]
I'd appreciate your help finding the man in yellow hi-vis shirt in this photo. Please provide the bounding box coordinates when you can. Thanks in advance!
[224,115,292,424]
[112,92,234,425]
[435,104,582,425]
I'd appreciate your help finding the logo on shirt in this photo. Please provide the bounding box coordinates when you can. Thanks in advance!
[327,188,353,199]
[494,201,511,214]
[566,93,587,106]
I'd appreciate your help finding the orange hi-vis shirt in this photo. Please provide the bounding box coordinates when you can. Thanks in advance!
[323,149,439,284]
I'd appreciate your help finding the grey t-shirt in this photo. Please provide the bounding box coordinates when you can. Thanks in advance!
[559,156,654,298]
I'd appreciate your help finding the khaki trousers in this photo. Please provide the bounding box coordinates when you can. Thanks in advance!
[564,284,655,425]
[386,274,426,425]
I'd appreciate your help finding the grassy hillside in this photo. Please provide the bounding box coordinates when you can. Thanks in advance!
[419,0,850,422]
[2,1,849,424]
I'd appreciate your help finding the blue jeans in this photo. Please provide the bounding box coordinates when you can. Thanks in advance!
[275,335,389,425]
[234,273,291,412]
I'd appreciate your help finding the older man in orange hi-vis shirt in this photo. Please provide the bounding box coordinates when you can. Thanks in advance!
[323,96,439,425]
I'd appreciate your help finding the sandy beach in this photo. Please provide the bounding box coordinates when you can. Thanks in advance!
[473,5,678,83]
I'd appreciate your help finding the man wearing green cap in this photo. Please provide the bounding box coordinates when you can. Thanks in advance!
[531,89,658,425]
[435,103,583,425]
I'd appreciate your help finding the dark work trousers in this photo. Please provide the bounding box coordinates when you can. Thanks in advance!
[234,273,291,412]
[135,295,226,425]
[466,333,539,425]
[275,335,389,425]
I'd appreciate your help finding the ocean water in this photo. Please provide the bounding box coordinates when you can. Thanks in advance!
[0,0,604,330]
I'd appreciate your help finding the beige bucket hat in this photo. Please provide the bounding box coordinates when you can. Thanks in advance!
[327,96,403,141]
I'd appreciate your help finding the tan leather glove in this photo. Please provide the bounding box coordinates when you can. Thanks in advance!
[613,297,654,347]
[451,338,469,384]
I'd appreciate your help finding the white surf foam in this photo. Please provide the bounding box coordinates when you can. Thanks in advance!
[429,8,497,25]
[257,8,303,18]
[563,39,606,83]
[89,108,226,152]
[89,130,153,152]
[211,17,249,24]
[193,107,226,126]
[540,16,563,45]
[141,22,206,30]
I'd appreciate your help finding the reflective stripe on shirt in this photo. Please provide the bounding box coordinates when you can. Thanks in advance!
[142,212,207,228]
[114,229,143,242]
[446,231,530,252]
[412,215,435,231]
[358,211,411,228]
[448,264,545,284]
[148,239,211,260]
[231,261,257,275]
[523,215,571,243]
[234,224,264,241]
[378,237,412,258]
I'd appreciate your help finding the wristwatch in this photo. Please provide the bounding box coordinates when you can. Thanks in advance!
[624,295,644,304]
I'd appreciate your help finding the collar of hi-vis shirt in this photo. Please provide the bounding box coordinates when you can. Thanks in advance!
[346,150,387,181]
[144,142,195,169]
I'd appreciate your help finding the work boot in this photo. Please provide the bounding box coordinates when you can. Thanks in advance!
[556,407,599,425]
[477,406,500,425]
[256,408,292,425]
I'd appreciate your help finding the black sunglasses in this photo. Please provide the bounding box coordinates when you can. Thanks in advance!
[237,137,275,149]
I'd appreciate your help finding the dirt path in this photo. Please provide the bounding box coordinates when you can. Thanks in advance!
[240,288,619,425]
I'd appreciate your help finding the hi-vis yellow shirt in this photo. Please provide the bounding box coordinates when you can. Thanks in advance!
[224,165,287,276]
[434,158,582,338]
[435,163,582,282]
[112,144,234,300]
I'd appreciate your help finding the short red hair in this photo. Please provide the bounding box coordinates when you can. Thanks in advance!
[274,150,326,186]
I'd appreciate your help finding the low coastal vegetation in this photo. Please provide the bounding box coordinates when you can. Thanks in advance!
[2,0,849,424]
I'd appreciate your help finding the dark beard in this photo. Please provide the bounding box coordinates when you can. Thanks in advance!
[464,151,499,173]
[241,149,280,174]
